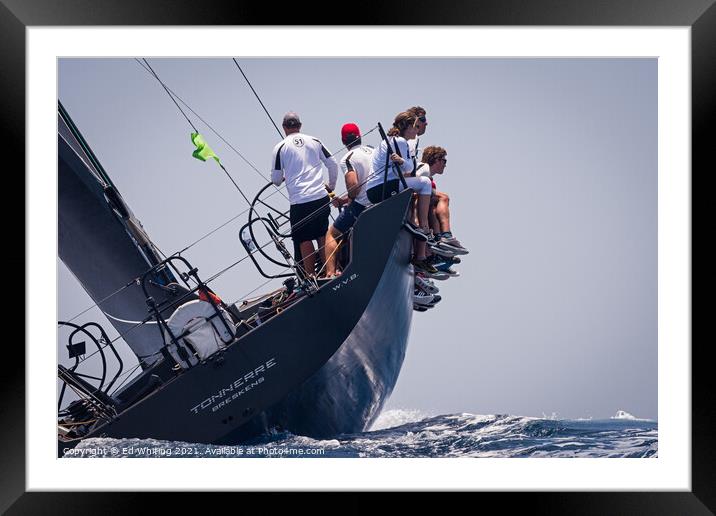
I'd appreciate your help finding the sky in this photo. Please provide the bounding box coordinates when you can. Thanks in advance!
[58,57,657,421]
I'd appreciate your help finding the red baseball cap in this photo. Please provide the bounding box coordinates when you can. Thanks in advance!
[341,123,361,144]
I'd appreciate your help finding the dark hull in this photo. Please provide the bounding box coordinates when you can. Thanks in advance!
[61,191,415,450]
[58,103,415,452]
[223,228,414,442]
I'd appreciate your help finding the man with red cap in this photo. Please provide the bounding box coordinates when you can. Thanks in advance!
[323,123,374,277]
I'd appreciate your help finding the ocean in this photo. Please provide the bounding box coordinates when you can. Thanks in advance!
[63,409,657,458]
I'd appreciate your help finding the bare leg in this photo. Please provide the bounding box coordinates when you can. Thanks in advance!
[429,201,440,235]
[414,194,431,260]
[415,240,427,261]
[323,227,342,277]
[409,194,419,226]
[316,236,326,269]
[435,191,451,233]
[417,194,430,229]
[425,202,440,258]
[299,240,317,276]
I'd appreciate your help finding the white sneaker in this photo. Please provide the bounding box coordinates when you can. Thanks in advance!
[413,288,434,306]
[415,274,439,295]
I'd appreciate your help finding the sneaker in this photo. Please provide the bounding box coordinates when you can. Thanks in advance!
[411,257,439,275]
[433,259,460,274]
[413,304,429,312]
[438,235,469,255]
[403,222,429,242]
[413,288,434,306]
[425,269,451,281]
[428,241,457,258]
[428,254,459,266]
[415,274,439,295]
[428,294,442,306]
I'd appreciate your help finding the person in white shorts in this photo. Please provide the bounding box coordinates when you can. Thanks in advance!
[364,111,436,275]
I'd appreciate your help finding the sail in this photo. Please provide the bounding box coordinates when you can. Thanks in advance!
[58,102,191,366]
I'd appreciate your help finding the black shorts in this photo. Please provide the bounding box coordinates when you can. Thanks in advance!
[290,195,330,242]
[332,201,366,234]
[366,179,401,204]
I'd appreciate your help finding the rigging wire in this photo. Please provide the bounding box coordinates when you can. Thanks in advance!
[107,362,143,396]
[133,58,298,268]
[60,153,396,398]
[63,60,391,331]
[134,57,379,254]
[230,57,339,226]
[134,59,288,202]
[60,124,384,327]
[59,61,417,407]
[60,128,385,326]
[63,278,138,325]
[141,59,199,134]
[232,58,283,139]
[139,58,255,208]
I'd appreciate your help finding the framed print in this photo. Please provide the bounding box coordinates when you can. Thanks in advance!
[4,0,713,512]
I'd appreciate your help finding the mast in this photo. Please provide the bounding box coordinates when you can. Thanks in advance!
[58,102,191,367]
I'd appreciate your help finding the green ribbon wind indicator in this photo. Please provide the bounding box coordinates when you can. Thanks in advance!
[191,132,221,165]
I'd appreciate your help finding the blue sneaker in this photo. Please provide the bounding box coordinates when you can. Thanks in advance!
[434,261,459,276]
[432,255,460,267]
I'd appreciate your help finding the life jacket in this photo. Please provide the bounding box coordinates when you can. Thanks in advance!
[198,288,223,306]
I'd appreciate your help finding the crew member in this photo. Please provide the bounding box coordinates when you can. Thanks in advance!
[364,111,437,275]
[271,112,339,276]
[323,123,373,278]
[417,146,469,255]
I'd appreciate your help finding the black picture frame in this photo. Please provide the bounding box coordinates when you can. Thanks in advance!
[4,0,713,512]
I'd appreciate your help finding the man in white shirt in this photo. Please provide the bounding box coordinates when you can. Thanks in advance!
[271,112,339,276]
[323,123,373,277]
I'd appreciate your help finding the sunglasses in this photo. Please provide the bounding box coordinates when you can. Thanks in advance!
[439,158,447,164]
[411,115,427,128]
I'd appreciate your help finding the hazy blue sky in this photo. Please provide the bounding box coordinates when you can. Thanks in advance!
[58,57,657,420]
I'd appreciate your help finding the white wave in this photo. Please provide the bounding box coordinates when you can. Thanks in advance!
[369,408,431,431]
[541,412,560,420]
[611,410,654,421]
[612,410,637,420]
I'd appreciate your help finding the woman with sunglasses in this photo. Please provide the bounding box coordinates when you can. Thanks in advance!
[406,106,428,167]
[365,111,437,275]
